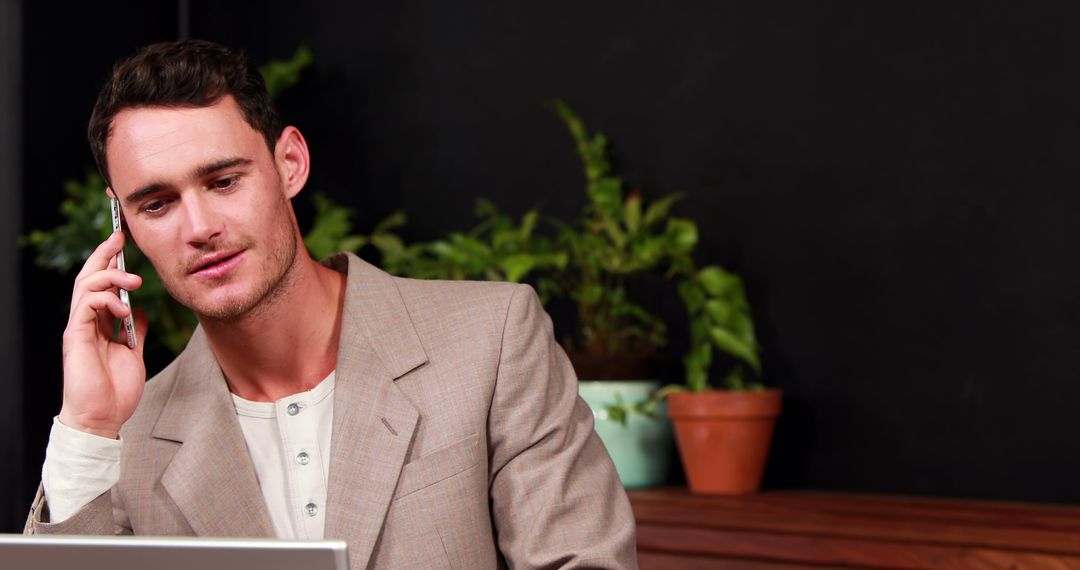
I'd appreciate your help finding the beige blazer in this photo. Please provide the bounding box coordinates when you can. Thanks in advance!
[26,253,637,569]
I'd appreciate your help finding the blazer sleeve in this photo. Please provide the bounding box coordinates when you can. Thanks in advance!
[487,284,638,569]
[24,483,132,535]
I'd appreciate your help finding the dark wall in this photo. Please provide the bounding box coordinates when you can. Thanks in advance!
[12,0,1080,529]
[1,0,23,532]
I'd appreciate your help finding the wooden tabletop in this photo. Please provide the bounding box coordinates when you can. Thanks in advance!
[628,487,1080,569]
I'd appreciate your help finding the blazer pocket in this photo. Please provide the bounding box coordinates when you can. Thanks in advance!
[394,433,482,501]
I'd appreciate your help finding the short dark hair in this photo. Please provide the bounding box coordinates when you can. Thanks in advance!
[88,39,282,185]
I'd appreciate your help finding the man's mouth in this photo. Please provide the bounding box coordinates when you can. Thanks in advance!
[190,250,245,279]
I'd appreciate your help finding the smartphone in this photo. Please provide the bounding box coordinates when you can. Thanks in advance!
[109,196,137,349]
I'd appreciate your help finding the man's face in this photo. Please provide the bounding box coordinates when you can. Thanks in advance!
[106,95,302,321]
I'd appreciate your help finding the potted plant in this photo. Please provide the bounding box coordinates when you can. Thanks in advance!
[544,101,780,494]
[539,101,701,488]
[662,265,781,494]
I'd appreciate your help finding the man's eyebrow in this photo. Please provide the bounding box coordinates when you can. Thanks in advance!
[124,183,165,206]
[194,157,252,178]
[123,157,254,206]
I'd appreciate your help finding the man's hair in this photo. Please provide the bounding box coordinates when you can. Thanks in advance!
[88,39,282,184]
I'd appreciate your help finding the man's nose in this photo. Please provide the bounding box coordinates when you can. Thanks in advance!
[181,193,224,246]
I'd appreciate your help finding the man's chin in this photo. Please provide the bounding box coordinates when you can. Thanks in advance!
[187,277,294,323]
[189,293,262,323]
[169,286,259,323]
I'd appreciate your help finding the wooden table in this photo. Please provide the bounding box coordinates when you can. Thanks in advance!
[628,487,1080,569]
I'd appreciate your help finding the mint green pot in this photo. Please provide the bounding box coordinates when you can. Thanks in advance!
[578,380,673,489]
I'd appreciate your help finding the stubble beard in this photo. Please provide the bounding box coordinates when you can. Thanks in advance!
[165,224,300,324]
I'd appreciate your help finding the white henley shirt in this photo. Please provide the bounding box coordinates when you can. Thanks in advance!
[42,371,336,539]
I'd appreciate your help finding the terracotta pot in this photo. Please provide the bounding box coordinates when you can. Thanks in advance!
[667,389,782,494]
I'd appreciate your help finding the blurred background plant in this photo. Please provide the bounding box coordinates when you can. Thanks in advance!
[306,196,567,285]
[542,101,763,427]
[676,264,762,392]
[543,100,698,377]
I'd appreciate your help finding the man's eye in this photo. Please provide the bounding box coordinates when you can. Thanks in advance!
[212,176,239,190]
[142,200,168,215]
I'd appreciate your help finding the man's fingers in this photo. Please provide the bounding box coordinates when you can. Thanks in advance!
[96,300,113,339]
[74,232,125,284]
[76,269,141,296]
[70,269,140,320]
[129,309,149,357]
[69,291,131,336]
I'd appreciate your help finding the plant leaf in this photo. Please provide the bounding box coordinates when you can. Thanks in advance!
[698,265,739,296]
[709,326,761,375]
[665,218,698,252]
[373,211,407,233]
[259,45,314,100]
[499,254,536,283]
[520,210,538,239]
[371,233,407,257]
[303,193,356,260]
[678,279,706,315]
[705,299,732,325]
[643,193,682,228]
[624,193,642,233]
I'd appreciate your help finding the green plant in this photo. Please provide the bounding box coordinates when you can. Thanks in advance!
[259,45,313,99]
[676,265,762,392]
[302,192,370,260]
[601,391,662,424]
[309,196,568,284]
[544,100,698,361]
[543,102,764,425]
[24,45,316,355]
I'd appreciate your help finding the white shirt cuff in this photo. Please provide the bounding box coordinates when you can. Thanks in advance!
[41,416,123,523]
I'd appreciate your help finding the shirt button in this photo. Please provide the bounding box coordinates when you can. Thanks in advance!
[296,451,311,465]
[304,502,319,517]
[287,403,301,416]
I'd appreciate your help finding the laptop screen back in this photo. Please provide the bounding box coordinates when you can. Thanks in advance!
[0,534,348,570]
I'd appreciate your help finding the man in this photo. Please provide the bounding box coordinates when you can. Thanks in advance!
[25,40,637,569]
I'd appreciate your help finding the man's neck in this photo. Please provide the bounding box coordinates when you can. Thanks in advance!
[199,255,347,403]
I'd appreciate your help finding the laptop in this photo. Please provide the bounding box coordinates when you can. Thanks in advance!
[0,534,348,570]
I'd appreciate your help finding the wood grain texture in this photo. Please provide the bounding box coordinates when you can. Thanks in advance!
[631,488,1080,569]
[639,550,846,569]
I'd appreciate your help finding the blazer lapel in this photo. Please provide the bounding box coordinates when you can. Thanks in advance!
[323,254,427,567]
[154,328,275,537]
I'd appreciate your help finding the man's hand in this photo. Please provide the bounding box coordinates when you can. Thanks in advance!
[58,231,148,439]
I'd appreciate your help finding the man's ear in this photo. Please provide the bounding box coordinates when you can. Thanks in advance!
[274,126,311,199]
